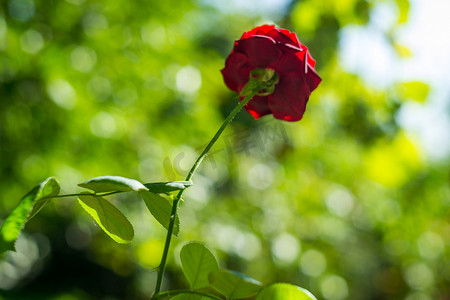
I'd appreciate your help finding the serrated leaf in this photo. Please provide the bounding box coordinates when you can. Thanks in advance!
[0,177,60,253]
[256,283,318,300]
[209,270,262,299]
[78,194,134,243]
[139,191,179,235]
[144,181,193,194]
[180,242,219,289]
[78,176,148,193]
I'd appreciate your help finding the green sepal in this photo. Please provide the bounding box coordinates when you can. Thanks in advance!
[0,177,60,253]
[240,68,279,98]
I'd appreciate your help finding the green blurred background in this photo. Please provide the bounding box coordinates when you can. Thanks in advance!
[1,0,449,299]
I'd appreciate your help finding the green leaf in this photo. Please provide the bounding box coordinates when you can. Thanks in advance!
[170,294,203,300]
[0,177,60,253]
[395,0,410,24]
[139,191,179,235]
[208,270,263,299]
[78,176,148,193]
[78,194,134,243]
[256,283,318,300]
[144,181,193,194]
[398,81,429,103]
[393,43,412,58]
[27,199,51,221]
[180,242,219,289]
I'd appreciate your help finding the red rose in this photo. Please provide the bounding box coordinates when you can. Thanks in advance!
[221,24,321,122]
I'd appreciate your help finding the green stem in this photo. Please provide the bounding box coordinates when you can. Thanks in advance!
[40,190,123,200]
[157,289,224,300]
[151,91,258,299]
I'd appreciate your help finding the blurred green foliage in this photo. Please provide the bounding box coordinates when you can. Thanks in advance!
[1,0,449,299]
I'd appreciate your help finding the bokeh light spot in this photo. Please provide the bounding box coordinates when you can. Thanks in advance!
[325,186,354,217]
[247,163,274,190]
[20,29,44,54]
[176,66,202,95]
[135,240,164,268]
[8,0,35,22]
[89,112,120,138]
[46,78,77,110]
[320,275,349,300]
[300,249,327,277]
[403,262,434,290]
[81,12,108,37]
[417,232,444,260]
[70,46,97,73]
[271,233,301,264]
[141,22,167,50]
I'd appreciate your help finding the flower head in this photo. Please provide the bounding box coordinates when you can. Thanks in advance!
[221,24,321,122]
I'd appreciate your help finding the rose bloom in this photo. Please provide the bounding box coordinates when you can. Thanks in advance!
[221,24,321,122]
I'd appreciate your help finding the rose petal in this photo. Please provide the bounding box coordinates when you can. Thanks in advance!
[294,50,318,77]
[279,28,301,46]
[294,49,306,62]
[221,51,252,92]
[266,29,298,47]
[305,66,322,92]
[306,50,316,68]
[244,95,271,119]
[242,24,275,39]
[271,51,303,74]
[235,36,282,68]
[282,43,304,53]
[221,25,321,122]
[268,72,310,121]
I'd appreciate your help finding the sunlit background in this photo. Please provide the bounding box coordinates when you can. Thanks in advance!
[1,0,449,299]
